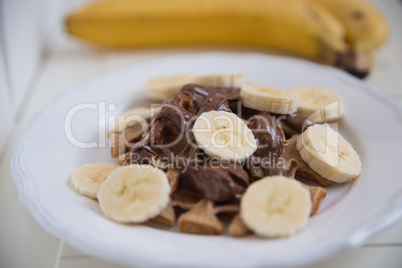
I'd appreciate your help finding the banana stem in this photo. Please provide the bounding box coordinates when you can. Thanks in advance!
[336,48,372,79]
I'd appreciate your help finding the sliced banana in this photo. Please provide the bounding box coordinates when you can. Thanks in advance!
[98,165,170,223]
[296,124,361,183]
[110,106,162,133]
[291,86,344,123]
[71,163,118,199]
[241,176,312,237]
[193,111,257,163]
[192,72,243,88]
[240,84,299,114]
[146,74,193,101]
[146,73,243,101]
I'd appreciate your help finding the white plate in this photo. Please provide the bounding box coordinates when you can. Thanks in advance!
[11,53,402,267]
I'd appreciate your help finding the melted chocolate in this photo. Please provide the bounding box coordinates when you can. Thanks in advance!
[127,84,240,162]
[182,162,249,202]
[123,84,287,202]
[247,111,284,158]
[284,113,315,133]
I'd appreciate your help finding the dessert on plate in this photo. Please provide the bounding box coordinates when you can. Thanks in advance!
[71,73,361,238]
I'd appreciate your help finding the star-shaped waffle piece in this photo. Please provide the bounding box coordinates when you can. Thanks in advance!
[282,134,332,187]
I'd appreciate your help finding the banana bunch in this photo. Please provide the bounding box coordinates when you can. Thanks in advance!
[306,0,388,77]
[66,0,388,78]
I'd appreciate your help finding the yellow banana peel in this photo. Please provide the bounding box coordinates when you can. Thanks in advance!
[66,0,389,78]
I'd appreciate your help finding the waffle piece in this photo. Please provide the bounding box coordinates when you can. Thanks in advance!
[229,214,250,237]
[109,127,143,158]
[178,199,224,235]
[172,188,203,210]
[279,121,298,137]
[177,195,242,235]
[148,170,179,227]
[109,106,162,158]
[166,169,180,195]
[247,163,266,182]
[149,201,175,227]
[306,185,327,216]
[282,134,332,187]
[167,168,202,210]
[213,195,241,214]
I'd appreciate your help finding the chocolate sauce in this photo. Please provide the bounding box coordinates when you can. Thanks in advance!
[284,113,315,133]
[247,111,284,158]
[182,163,249,202]
[123,84,286,202]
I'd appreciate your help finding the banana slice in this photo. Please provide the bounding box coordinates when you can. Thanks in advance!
[146,74,193,101]
[71,163,118,199]
[146,73,243,101]
[110,106,162,133]
[240,176,312,237]
[296,124,361,183]
[193,111,257,162]
[192,72,243,88]
[98,165,170,223]
[240,84,299,114]
[291,86,344,123]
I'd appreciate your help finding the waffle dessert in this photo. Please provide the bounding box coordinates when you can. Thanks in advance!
[71,73,361,238]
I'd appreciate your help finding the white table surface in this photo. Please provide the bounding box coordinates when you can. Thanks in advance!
[1,0,402,267]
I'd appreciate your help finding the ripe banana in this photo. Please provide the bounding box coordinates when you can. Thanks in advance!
[193,111,257,162]
[240,84,299,114]
[66,0,348,66]
[97,165,170,223]
[296,124,362,183]
[71,163,118,199]
[146,73,243,101]
[291,86,344,122]
[308,0,388,52]
[307,0,388,78]
[241,176,312,237]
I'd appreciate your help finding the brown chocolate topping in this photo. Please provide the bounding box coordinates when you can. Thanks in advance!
[284,113,315,133]
[128,84,240,163]
[240,107,286,179]
[182,163,249,202]
[123,84,289,202]
[248,111,284,158]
